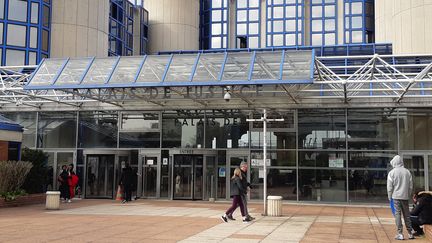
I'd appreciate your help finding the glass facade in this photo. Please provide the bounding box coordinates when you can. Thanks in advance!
[310,0,337,46]
[200,0,228,49]
[266,0,304,47]
[236,0,260,48]
[344,0,374,44]
[200,0,376,50]
[0,0,50,65]
[109,0,134,56]
[4,108,431,203]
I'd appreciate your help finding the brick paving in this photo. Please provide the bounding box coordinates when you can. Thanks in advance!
[0,199,430,243]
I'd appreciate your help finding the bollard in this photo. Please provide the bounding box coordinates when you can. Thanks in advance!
[45,191,61,210]
[267,195,283,216]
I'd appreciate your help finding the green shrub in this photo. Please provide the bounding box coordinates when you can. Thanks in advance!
[0,161,33,196]
[21,148,49,194]
[0,189,27,201]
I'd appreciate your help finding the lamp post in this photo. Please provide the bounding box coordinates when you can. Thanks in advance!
[247,109,284,216]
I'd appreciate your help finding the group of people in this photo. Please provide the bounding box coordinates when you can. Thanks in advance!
[221,161,255,223]
[58,164,79,203]
[387,155,432,240]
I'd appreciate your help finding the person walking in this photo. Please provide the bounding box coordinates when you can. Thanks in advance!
[221,168,251,223]
[58,165,70,203]
[119,163,134,203]
[387,155,414,240]
[68,164,79,200]
[410,191,432,237]
[227,161,254,221]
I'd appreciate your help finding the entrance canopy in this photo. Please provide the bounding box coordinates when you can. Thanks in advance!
[25,51,314,89]
[1,51,432,111]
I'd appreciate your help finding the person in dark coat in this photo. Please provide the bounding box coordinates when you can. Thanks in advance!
[227,161,255,221]
[58,165,70,202]
[410,191,432,236]
[221,168,250,223]
[119,164,134,203]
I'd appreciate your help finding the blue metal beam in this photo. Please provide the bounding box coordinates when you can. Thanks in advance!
[190,53,201,81]
[134,55,147,83]
[106,56,122,84]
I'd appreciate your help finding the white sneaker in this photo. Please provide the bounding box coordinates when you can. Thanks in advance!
[67,199,72,203]
[408,233,414,240]
[395,234,404,240]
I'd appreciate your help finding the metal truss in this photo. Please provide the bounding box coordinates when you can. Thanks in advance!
[2,53,432,112]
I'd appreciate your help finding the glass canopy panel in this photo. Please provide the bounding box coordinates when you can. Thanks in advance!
[251,52,282,80]
[136,55,171,83]
[55,58,93,86]
[222,52,253,81]
[281,51,313,81]
[29,59,67,86]
[81,57,118,85]
[192,53,225,82]
[164,54,198,82]
[109,56,144,84]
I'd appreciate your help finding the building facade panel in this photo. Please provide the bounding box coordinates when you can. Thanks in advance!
[147,0,199,53]
[375,0,432,54]
[0,0,50,65]
[50,0,108,58]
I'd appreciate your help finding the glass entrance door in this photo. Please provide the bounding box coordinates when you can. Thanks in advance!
[142,155,158,198]
[402,154,428,192]
[85,155,115,198]
[173,155,204,200]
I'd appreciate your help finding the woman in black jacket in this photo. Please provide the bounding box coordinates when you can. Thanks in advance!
[410,191,432,236]
[221,168,251,223]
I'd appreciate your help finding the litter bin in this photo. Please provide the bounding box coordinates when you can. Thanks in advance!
[267,195,283,216]
[45,191,60,210]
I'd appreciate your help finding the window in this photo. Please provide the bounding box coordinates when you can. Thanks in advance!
[310,0,337,46]
[0,0,4,19]
[7,24,26,47]
[236,0,260,48]
[30,27,38,48]
[6,49,25,66]
[43,5,49,27]
[344,0,374,44]
[31,3,39,24]
[42,29,49,52]
[201,0,228,49]
[0,23,3,44]
[8,0,27,22]
[109,0,136,55]
[266,0,303,47]
[28,52,37,65]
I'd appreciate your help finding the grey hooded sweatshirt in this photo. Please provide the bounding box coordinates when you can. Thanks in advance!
[387,155,413,200]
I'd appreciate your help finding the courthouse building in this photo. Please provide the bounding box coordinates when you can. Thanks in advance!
[0,0,431,203]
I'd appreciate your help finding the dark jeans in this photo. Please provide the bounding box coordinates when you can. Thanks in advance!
[60,184,70,200]
[225,195,245,217]
[123,185,132,201]
[410,216,423,234]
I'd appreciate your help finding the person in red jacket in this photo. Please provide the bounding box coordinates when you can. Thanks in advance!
[68,164,79,202]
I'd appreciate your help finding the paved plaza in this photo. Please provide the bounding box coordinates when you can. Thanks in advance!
[0,199,429,243]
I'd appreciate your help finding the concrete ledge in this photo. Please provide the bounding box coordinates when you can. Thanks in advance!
[0,194,45,208]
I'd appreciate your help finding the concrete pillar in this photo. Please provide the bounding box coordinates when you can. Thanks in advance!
[375,0,432,54]
[50,0,109,58]
[146,0,200,54]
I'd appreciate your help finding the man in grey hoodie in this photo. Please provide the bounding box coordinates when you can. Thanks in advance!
[387,155,414,240]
